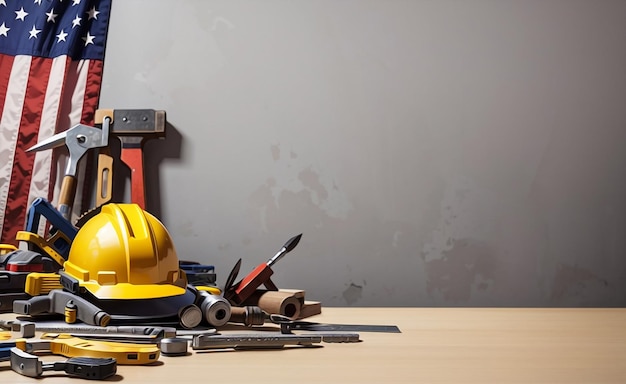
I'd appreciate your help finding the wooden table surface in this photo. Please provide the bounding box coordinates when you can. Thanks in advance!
[1,307,625,383]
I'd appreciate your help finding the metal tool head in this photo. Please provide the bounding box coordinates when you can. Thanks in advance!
[158,338,188,357]
[27,123,109,152]
[223,258,242,293]
[26,131,66,152]
[27,122,110,177]
[269,314,401,333]
[112,109,166,135]
[10,348,42,378]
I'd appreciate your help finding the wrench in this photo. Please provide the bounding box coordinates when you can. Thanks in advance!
[10,347,117,379]
[27,119,111,220]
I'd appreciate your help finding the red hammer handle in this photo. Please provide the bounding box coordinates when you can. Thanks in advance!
[120,147,146,209]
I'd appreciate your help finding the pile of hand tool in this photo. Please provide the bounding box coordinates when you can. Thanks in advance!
[0,109,400,381]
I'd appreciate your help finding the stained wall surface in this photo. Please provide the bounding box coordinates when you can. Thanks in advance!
[99,0,626,306]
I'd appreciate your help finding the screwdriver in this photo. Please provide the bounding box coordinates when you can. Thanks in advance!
[228,234,302,304]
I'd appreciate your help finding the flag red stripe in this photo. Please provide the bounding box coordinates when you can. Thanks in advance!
[1,57,53,245]
[78,60,104,209]
[0,55,15,121]
[82,60,103,125]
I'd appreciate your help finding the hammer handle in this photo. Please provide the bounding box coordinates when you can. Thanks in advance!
[120,147,146,209]
[96,152,114,207]
[58,175,77,220]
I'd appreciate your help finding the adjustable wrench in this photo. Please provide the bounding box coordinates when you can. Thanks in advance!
[27,119,111,220]
[10,347,117,379]
[13,334,160,365]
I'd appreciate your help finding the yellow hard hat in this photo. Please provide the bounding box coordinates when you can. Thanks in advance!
[63,204,187,300]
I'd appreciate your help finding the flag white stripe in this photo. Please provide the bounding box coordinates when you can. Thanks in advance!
[27,55,69,235]
[71,60,91,223]
[0,55,31,234]
[49,59,91,223]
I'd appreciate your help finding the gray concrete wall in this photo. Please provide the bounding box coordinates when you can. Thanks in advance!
[98,0,626,307]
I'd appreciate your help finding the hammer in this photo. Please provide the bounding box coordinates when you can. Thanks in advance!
[27,121,110,220]
[96,109,166,209]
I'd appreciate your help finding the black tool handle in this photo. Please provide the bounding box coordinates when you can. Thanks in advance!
[267,233,302,267]
[54,357,117,380]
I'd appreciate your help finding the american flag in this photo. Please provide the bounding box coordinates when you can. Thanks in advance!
[0,0,111,245]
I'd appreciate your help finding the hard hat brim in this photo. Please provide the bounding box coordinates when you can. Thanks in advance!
[80,281,188,300]
[81,287,201,324]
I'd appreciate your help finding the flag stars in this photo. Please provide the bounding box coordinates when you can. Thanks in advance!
[46,9,58,23]
[15,7,29,21]
[87,6,100,20]
[0,22,9,37]
[82,31,95,46]
[28,25,41,39]
[72,15,81,28]
[1,0,106,53]
[56,29,68,42]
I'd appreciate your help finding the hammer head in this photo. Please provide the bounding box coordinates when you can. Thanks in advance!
[96,109,166,145]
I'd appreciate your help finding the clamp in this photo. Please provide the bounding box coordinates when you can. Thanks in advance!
[20,197,78,262]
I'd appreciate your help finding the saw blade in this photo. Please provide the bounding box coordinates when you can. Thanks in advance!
[288,323,401,333]
[270,315,401,333]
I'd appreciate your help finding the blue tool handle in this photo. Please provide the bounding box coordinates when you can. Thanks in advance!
[0,343,16,362]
